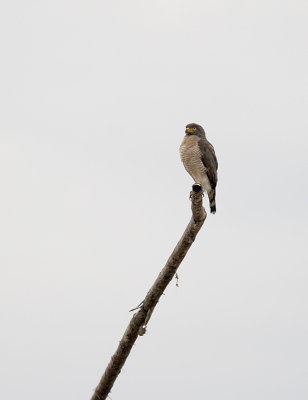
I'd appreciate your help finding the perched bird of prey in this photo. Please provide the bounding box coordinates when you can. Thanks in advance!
[180,123,218,214]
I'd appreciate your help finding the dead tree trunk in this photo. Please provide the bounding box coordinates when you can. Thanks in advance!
[91,184,206,400]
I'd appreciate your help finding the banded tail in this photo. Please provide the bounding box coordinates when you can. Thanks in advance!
[209,189,216,214]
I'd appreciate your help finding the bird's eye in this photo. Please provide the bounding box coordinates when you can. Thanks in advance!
[192,127,197,131]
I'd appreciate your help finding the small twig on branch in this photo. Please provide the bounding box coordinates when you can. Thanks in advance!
[175,272,179,287]
[129,300,144,312]
[90,184,206,400]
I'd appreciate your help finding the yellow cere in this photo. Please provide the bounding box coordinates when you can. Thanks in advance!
[187,127,197,133]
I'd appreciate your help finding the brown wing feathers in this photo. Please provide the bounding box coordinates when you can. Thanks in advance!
[198,138,218,189]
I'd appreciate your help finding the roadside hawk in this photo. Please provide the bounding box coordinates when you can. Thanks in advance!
[180,123,218,214]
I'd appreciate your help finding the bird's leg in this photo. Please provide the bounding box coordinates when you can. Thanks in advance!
[200,182,205,197]
[198,182,205,197]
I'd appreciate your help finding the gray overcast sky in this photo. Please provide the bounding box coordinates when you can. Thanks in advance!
[1,1,307,399]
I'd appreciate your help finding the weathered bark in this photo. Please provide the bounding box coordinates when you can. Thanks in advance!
[91,185,206,400]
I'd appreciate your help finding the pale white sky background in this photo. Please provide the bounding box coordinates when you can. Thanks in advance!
[1,1,307,399]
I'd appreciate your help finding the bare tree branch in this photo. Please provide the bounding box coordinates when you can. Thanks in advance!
[91,185,206,400]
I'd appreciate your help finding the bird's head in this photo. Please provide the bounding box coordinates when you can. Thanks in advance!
[185,123,206,138]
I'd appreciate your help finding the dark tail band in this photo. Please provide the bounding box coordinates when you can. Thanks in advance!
[209,189,216,214]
